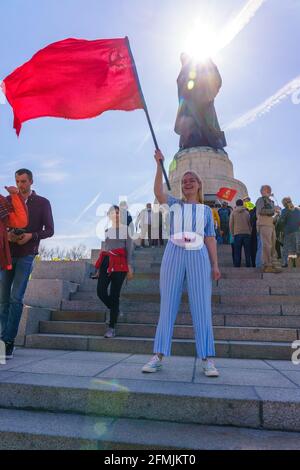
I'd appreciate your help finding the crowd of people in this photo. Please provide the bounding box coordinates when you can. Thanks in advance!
[209,187,300,273]
[93,168,299,379]
[1,161,299,379]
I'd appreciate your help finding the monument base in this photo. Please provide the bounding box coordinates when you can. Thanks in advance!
[168,147,248,205]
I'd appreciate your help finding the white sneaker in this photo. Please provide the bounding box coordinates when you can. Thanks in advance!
[104,328,116,338]
[142,355,162,373]
[202,359,219,377]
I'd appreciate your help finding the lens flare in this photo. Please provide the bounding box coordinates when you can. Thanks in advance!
[183,21,219,61]
[182,0,266,62]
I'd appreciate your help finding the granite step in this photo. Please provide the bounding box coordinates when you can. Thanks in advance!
[1,362,300,432]
[143,265,300,275]
[61,299,300,315]
[51,310,300,329]
[133,255,235,265]
[25,334,293,360]
[134,265,263,276]
[218,278,300,288]
[0,408,300,450]
[122,292,300,305]
[80,277,300,291]
[72,291,300,305]
[39,321,299,343]
[127,266,300,278]
[224,315,300,329]
[73,286,271,299]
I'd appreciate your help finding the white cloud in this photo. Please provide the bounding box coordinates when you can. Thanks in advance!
[0,154,69,182]
[50,233,95,241]
[225,75,300,131]
[40,158,63,169]
[36,171,68,183]
[74,191,102,224]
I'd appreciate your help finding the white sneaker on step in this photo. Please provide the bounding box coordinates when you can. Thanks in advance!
[202,359,219,377]
[104,328,116,338]
[142,355,162,373]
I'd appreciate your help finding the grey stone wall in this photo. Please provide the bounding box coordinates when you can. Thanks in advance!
[169,147,248,205]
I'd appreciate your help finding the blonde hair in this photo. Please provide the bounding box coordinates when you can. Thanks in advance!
[180,171,204,204]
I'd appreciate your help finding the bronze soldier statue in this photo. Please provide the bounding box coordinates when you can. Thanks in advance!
[175,53,227,151]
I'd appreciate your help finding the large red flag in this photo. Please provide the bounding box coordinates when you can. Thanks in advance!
[2,37,144,135]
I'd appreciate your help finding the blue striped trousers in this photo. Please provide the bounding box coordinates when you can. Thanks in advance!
[154,241,216,359]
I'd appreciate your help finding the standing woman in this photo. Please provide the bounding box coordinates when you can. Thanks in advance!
[142,150,221,377]
[96,205,134,338]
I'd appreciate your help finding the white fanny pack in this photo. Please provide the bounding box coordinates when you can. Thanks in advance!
[170,231,204,250]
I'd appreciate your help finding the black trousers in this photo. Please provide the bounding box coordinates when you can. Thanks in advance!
[250,232,258,267]
[275,239,282,259]
[141,225,152,247]
[221,224,230,244]
[233,234,251,267]
[97,256,127,328]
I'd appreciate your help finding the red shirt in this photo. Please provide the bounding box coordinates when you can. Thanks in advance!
[95,248,129,273]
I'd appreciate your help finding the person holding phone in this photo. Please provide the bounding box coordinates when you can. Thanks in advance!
[0,169,54,360]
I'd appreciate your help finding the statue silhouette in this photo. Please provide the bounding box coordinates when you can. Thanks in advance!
[175,53,227,151]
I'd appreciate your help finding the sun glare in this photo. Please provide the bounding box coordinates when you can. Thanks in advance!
[183,21,219,62]
[182,1,266,62]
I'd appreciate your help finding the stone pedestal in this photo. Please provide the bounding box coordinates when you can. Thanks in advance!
[168,147,248,205]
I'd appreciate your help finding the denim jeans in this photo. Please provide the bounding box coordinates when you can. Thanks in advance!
[255,234,263,268]
[233,234,251,267]
[282,232,300,266]
[0,255,35,343]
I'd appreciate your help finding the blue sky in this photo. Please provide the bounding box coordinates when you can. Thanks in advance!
[0,0,299,251]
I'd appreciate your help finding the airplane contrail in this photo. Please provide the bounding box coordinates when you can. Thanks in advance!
[74,191,102,224]
[218,0,267,52]
[225,75,300,131]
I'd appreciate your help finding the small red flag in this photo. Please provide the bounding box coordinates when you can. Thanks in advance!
[2,37,144,135]
[216,187,237,202]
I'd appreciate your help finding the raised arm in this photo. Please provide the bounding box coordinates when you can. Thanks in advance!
[154,150,167,205]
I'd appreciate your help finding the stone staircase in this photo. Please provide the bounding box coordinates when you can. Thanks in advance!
[25,245,300,361]
[1,347,300,450]
[1,244,300,450]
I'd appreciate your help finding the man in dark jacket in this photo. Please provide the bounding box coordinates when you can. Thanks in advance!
[280,197,300,267]
[218,202,231,245]
[0,169,54,359]
[229,199,252,267]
